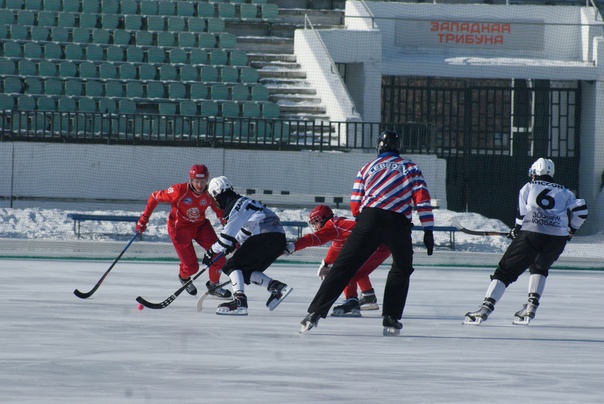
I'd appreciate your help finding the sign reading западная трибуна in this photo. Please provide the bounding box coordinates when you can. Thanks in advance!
[395,19,544,52]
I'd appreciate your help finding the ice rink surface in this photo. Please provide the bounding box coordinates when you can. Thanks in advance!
[2,259,603,403]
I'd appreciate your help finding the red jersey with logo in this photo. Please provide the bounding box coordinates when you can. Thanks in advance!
[143,183,223,228]
[293,216,355,265]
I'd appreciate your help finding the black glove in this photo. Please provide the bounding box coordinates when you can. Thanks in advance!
[507,224,521,240]
[423,230,434,256]
[202,248,215,266]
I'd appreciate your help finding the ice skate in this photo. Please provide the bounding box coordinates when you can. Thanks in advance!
[512,294,540,325]
[216,292,248,316]
[331,298,362,317]
[359,289,379,311]
[463,298,495,325]
[266,279,293,311]
[383,315,403,336]
[179,275,197,296]
[206,281,232,300]
[300,312,321,333]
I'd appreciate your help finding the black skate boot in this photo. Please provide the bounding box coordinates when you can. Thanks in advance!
[383,315,403,336]
[513,293,540,325]
[216,292,248,316]
[179,275,197,296]
[359,289,379,311]
[331,297,362,317]
[300,312,321,333]
[266,279,293,311]
[206,281,232,300]
[463,297,495,325]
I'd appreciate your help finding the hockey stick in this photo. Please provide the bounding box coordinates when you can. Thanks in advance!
[196,280,232,312]
[74,232,140,299]
[136,253,224,310]
[450,217,509,237]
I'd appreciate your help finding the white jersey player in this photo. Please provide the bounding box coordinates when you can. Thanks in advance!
[464,158,588,325]
[201,176,293,316]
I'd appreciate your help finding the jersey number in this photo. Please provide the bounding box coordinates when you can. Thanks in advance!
[536,189,555,210]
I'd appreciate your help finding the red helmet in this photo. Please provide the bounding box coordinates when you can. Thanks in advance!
[189,164,209,179]
[308,205,334,231]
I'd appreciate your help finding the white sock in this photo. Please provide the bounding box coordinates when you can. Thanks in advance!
[528,274,546,296]
[229,270,245,294]
[485,279,506,302]
[250,271,272,287]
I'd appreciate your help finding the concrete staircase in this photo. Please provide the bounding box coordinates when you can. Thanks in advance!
[225,0,346,121]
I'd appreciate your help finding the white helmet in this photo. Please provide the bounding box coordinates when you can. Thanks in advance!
[208,176,234,199]
[529,158,555,177]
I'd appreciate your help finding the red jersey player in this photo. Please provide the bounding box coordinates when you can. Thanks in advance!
[285,205,390,317]
[135,164,231,299]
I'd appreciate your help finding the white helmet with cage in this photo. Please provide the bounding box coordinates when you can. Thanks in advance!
[529,158,555,177]
[208,176,234,199]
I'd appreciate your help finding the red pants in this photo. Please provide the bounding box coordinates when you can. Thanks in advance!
[168,220,226,282]
[343,244,391,299]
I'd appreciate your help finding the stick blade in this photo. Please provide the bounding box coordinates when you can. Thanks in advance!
[196,293,210,312]
[74,289,92,299]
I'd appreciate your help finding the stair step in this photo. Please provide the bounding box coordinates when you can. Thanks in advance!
[266,86,317,95]
[278,104,327,114]
[248,53,298,63]
[251,60,301,69]
[258,69,307,79]
[271,94,322,104]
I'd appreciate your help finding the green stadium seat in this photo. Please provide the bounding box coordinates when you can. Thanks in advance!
[65,44,84,60]
[18,95,36,111]
[218,33,236,49]
[158,1,176,16]
[105,81,123,97]
[37,96,56,111]
[17,10,36,26]
[147,82,164,98]
[119,63,136,79]
[261,3,279,20]
[158,32,175,47]
[200,66,218,82]
[58,12,76,27]
[78,96,97,112]
[210,83,228,100]
[124,15,142,31]
[120,0,137,14]
[62,0,80,12]
[4,77,23,94]
[251,84,269,101]
[180,65,198,81]
[31,26,50,41]
[239,67,258,83]
[86,44,104,61]
[168,16,185,32]
[80,13,99,29]
[64,79,82,96]
[44,78,62,95]
[178,32,196,48]
[0,10,15,25]
[92,28,110,44]
[25,78,43,95]
[198,32,215,48]
[82,0,100,13]
[200,100,218,117]
[24,43,43,59]
[242,101,260,118]
[221,101,239,118]
[168,82,186,99]
[113,30,132,45]
[231,84,249,101]
[0,94,15,111]
[221,66,239,83]
[85,80,103,97]
[187,17,206,32]
[147,47,165,63]
[73,28,92,43]
[218,3,234,19]
[189,49,207,65]
[229,50,248,66]
[51,26,69,42]
[127,46,144,63]
[0,60,15,76]
[147,16,165,32]
[135,31,153,46]
[38,60,56,77]
[10,25,29,40]
[19,59,37,76]
[98,98,116,113]
[159,65,177,81]
[251,0,267,4]
[59,61,77,77]
[169,48,187,64]
[190,83,208,100]
[159,102,176,115]
[261,102,280,118]
[99,62,117,79]
[0,26,8,40]
[177,2,194,17]
[43,0,61,11]
[138,64,156,80]
[180,100,197,115]
[196,3,214,18]
[210,49,228,65]
[102,0,119,14]
[44,43,62,60]
[5,0,23,9]
[58,96,76,112]
[118,98,136,114]
[79,62,97,78]
[240,4,259,20]
[140,1,158,15]
[4,41,22,58]
[207,18,224,33]
[106,46,124,62]
[36,11,55,27]
[126,81,143,98]
[25,0,42,10]
[102,14,119,29]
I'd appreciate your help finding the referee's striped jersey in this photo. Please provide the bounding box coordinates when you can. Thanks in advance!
[350,152,434,229]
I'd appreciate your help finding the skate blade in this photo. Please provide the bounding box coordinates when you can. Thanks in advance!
[331,309,362,317]
[512,316,531,325]
[299,321,316,334]
[360,303,379,311]
[383,327,401,336]
[267,286,293,311]
[216,308,248,316]
[462,316,484,325]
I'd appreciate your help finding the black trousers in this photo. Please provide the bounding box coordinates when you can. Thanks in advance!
[222,232,286,284]
[307,208,415,320]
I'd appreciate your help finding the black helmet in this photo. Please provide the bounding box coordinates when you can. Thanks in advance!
[376,130,400,154]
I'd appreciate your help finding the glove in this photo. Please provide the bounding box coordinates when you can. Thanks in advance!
[283,242,295,255]
[225,243,239,255]
[507,224,521,240]
[202,248,215,266]
[423,230,434,256]
[136,215,149,234]
[317,260,331,280]
[568,227,577,241]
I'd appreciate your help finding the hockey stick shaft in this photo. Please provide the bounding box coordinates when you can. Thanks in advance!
[451,217,508,237]
[136,253,224,310]
[74,232,140,299]
[196,280,232,312]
